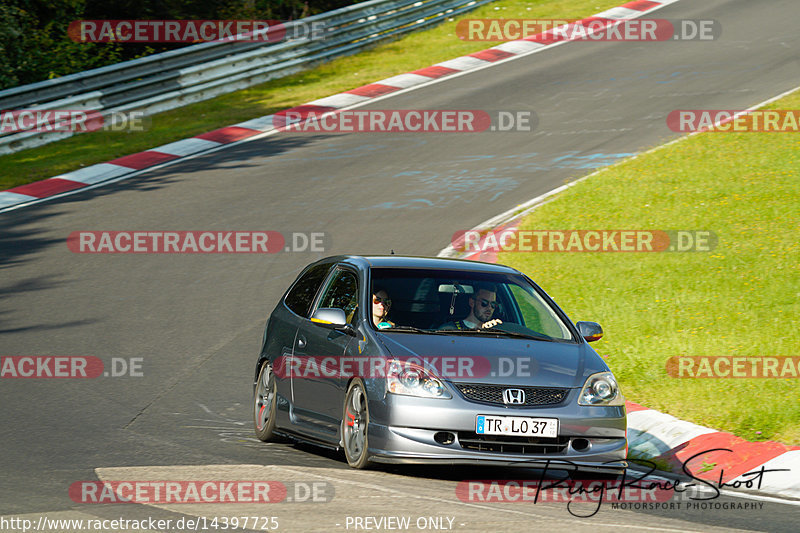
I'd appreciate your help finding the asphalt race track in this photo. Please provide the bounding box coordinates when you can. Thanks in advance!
[1,0,799,531]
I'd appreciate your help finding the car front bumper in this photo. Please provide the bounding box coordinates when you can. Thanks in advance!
[366,388,627,472]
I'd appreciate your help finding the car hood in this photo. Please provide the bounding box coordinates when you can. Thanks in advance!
[374,332,609,388]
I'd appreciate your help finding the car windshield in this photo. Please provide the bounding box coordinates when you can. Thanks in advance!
[370,267,574,342]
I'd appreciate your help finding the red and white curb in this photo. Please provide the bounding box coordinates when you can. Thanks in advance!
[0,0,680,213]
[626,402,800,499]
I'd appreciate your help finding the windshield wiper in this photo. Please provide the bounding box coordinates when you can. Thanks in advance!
[488,328,558,342]
[379,325,449,334]
[445,327,558,342]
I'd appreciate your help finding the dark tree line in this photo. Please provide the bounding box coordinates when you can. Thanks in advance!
[0,0,362,90]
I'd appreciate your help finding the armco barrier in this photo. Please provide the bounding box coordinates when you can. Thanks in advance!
[0,0,493,155]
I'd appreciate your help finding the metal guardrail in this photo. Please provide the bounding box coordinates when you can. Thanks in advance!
[0,0,494,155]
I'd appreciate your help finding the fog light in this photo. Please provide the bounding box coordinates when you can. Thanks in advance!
[434,432,456,445]
[572,438,591,452]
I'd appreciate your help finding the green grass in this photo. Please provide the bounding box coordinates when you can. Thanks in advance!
[500,91,800,444]
[0,0,623,189]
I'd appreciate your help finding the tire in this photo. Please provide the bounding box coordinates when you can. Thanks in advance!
[342,379,371,469]
[254,362,278,441]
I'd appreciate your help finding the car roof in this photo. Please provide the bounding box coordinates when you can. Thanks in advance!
[314,255,521,274]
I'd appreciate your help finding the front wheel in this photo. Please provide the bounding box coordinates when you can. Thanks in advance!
[254,362,277,441]
[342,379,371,469]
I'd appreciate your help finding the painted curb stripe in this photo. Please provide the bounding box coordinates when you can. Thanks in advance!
[7,178,86,198]
[275,105,338,120]
[52,163,133,185]
[153,138,223,157]
[410,66,460,79]
[469,49,516,62]
[195,126,261,144]
[623,0,662,10]
[435,56,491,72]
[492,40,545,55]
[0,191,38,208]
[234,116,276,132]
[627,409,717,456]
[656,433,800,483]
[729,450,800,499]
[108,151,179,170]
[596,6,644,20]
[625,401,649,413]
[376,73,434,89]
[307,93,372,108]
[347,83,403,98]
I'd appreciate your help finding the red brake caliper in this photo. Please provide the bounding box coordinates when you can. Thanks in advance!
[258,405,267,429]
[346,410,356,427]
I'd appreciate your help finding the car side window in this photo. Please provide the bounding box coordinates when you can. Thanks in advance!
[317,270,359,322]
[284,264,331,317]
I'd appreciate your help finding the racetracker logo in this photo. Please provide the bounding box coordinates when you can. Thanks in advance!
[66,20,324,43]
[456,479,673,504]
[273,109,536,133]
[0,356,142,378]
[452,230,717,253]
[666,356,800,378]
[668,110,800,133]
[455,19,720,42]
[70,480,332,503]
[272,355,539,379]
[66,231,328,253]
[0,110,147,134]
[273,356,500,379]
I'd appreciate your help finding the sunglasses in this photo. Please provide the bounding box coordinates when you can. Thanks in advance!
[477,298,497,309]
[373,296,392,307]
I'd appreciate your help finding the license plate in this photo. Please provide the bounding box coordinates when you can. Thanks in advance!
[476,415,559,438]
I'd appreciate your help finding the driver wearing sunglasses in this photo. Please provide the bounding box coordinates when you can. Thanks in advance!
[439,283,503,330]
[372,288,396,329]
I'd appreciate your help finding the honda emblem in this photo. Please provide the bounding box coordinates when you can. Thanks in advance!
[502,388,525,405]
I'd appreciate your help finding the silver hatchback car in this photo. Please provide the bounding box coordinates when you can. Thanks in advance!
[253,255,627,474]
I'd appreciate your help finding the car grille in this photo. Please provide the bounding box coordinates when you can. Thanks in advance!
[455,383,568,406]
[457,432,569,455]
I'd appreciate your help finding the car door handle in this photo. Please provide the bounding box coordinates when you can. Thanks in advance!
[296,336,306,349]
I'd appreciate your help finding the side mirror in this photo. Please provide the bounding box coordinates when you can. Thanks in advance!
[311,308,347,326]
[310,308,357,336]
[576,321,603,342]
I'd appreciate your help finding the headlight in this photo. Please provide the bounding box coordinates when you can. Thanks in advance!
[387,361,451,399]
[578,371,624,406]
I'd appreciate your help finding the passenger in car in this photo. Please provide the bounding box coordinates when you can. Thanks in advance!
[438,283,503,330]
[372,287,396,329]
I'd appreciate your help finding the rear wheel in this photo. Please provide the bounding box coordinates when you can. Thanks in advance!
[342,379,371,469]
[254,362,277,441]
